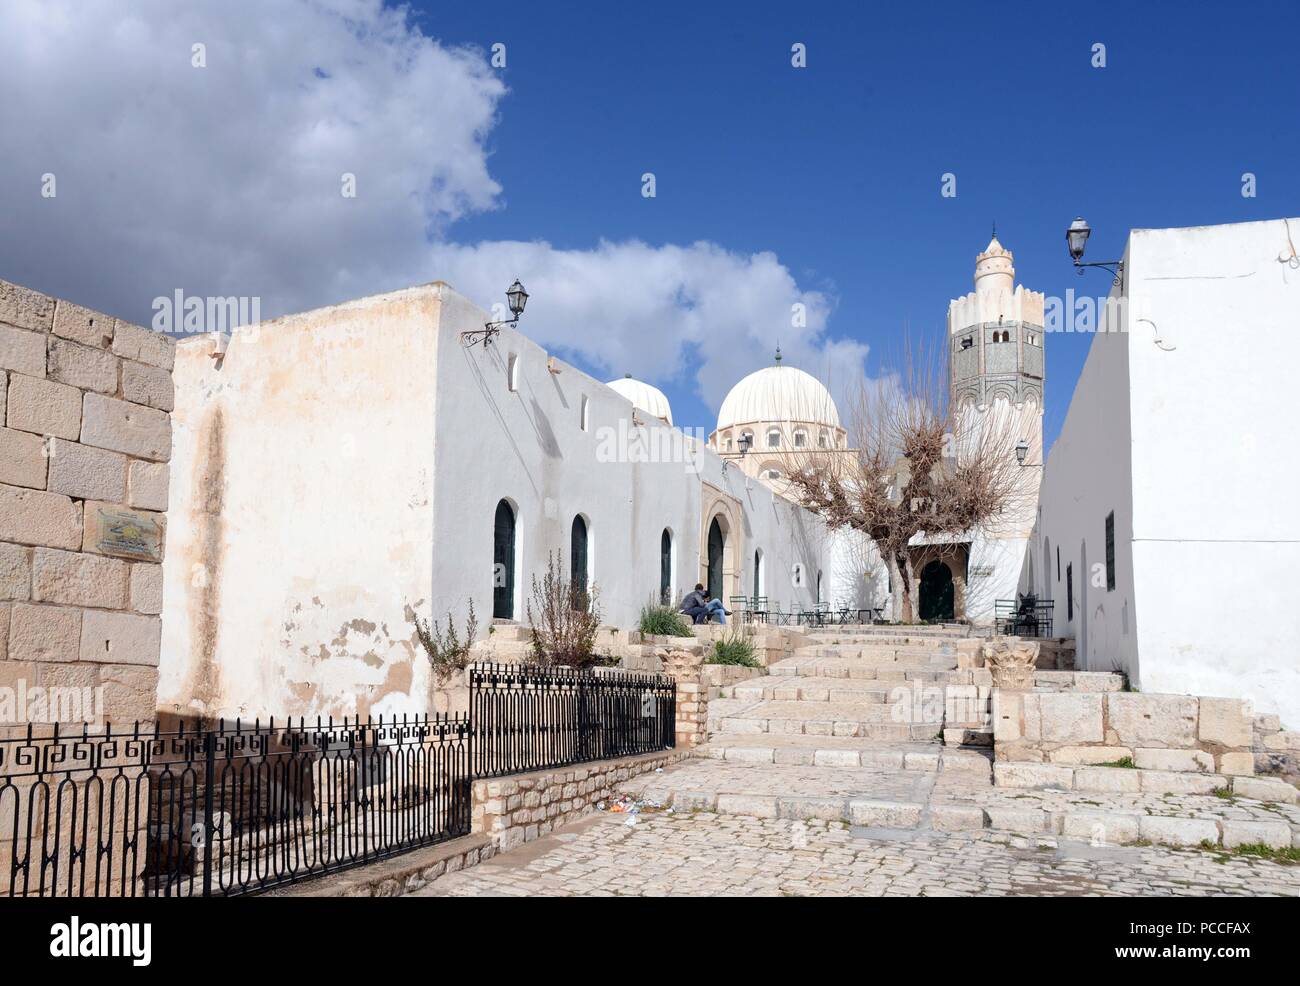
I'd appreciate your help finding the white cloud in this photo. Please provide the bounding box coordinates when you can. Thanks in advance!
[0,0,504,316]
[0,0,866,416]
[427,239,867,417]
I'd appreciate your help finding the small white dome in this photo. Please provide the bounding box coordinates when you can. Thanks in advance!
[606,375,673,425]
[716,361,840,432]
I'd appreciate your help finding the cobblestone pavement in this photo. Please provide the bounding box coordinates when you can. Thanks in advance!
[408,810,1300,897]
[618,759,1300,839]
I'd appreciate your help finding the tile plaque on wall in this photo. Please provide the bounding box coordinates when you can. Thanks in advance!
[91,505,163,561]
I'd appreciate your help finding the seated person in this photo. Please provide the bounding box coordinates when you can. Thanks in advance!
[679,584,710,624]
[701,592,731,625]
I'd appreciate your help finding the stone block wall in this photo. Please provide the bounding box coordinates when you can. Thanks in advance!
[471,749,684,851]
[994,689,1255,776]
[0,279,174,731]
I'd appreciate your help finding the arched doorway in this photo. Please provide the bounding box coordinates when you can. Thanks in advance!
[493,500,516,619]
[918,560,954,621]
[706,517,725,600]
[660,529,673,604]
[571,515,589,601]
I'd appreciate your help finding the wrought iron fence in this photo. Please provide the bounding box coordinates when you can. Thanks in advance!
[469,663,676,778]
[995,598,1055,638]
[1,715,470,898]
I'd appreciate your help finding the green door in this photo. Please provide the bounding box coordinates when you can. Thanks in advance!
[706,518,724,600]
[918,560,954,621]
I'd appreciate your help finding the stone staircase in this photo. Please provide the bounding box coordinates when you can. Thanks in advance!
[708,624,993,753]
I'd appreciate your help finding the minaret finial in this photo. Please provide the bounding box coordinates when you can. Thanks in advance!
[774,342,782,363]
[992,220,997,240]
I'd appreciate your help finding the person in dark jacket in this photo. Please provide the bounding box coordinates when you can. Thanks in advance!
[680,585,730,624]
[680,584,710,624]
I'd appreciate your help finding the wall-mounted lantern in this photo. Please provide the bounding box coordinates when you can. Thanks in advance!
[1066,217,1124,286]
[462,279,529,347]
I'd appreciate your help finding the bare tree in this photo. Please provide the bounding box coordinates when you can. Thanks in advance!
[779,343,1034,623]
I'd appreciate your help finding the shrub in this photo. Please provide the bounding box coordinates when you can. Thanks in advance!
[707,624,761,668]
[639,602,693,638]
[413,598,478,684]
[527,552,603,669]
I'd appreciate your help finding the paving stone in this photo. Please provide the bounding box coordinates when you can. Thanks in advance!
[1062,811,1140,845]
[992,762,1074,789]
[1138,770,1224,795]
[407,811,1300,898]
[1139,815,1220,847]
[930,804,985,832]
[1231,775,1298,804]
[1133,748,1214,773]
[848,800,922,828]
[1221,819,1292,850]
[1074,766,1141,793]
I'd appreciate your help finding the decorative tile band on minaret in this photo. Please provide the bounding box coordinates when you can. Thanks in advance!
[948,234,1046,411]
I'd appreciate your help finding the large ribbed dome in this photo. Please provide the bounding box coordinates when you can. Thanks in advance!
[716,362,840,432]
[606,375,673,425]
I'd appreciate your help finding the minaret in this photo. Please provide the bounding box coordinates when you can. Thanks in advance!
[947,234,1045,617]
[949,234,1045,414]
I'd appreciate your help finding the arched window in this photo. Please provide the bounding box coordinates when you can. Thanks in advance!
[753,549,763,599]
[580,394,590,431]
[493,500,516,619]
[507,353,519,391]
[766,428,780,449]
[816,570,823,604]
[660,529,673,604]
[571,515,589,602]
[793,430,807,448]
[818,431,829,449]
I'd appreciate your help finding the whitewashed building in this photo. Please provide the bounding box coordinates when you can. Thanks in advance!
[1030,217,1300,726]
[157,282,842,721]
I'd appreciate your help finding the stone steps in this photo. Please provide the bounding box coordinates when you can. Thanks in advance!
[943,726,994,748]
[696,735,992,775]
[994,761,1300,802]
[721,676,891,703]
[768,660,962,681]
[620,761,1300,849]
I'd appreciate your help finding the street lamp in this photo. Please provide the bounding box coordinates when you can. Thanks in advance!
[461,279,529,347]
[737,433,753,455]
[505,279,528,318]
[1015,439,1029,465]
[1066,217,1124,286]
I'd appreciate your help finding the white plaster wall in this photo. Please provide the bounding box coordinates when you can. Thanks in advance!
[428,292,832,632]
[1124,219,1300,726]
[1034,275,1136,678]
[1037,217,1300,726]
[158,286,443,721]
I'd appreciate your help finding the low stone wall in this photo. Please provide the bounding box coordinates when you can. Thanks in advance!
[701,662,763,696]
[689,624,806,667]
[471,749,685,851]
[994,690,1256,776]
[271,834,495,897]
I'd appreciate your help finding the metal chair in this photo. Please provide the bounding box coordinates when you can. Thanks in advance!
[751,595,769,624]
[729,595,752,623]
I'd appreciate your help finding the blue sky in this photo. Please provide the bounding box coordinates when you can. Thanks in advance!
[407,0,1300,447]
[1,1,1295,450]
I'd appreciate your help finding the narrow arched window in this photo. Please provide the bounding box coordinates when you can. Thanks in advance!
[493,500,516,619]
[571,515,589,602]
[660,529,672,604]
